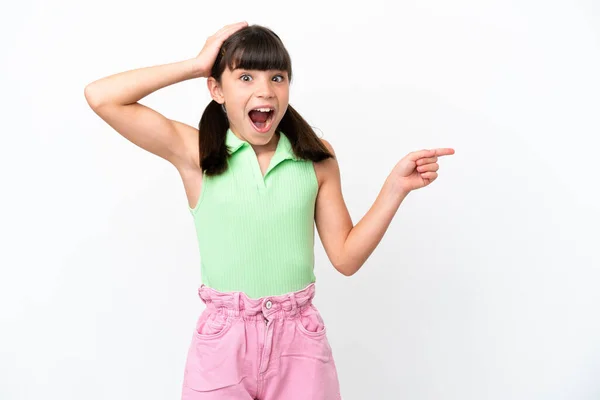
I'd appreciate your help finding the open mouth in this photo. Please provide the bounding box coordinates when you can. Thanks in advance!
[248,107,275,133]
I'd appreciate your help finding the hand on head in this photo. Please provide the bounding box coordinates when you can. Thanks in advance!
[193,21,249,78]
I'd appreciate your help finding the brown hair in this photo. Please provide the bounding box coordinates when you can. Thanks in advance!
[198,24,334,176]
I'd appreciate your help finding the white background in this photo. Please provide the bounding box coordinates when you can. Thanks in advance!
[1,0,599,399]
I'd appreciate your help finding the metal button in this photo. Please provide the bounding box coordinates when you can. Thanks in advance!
[265,300,272,309]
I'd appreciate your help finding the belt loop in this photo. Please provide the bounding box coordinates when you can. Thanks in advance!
[289,292,298,317]
[233,292,240,317]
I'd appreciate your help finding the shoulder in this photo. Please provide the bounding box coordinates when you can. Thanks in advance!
[313,137,339,189]
[318,137,336,156]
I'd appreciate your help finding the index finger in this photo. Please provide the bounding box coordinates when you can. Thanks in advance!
[410,148,455,161]
[432,148,455,157]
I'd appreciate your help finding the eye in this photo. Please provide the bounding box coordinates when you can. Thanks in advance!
[240,74,252,82]
[273,75,285,83]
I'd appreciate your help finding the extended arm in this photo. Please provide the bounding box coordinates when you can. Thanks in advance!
[315,137,454,276]
[314,139,409,276]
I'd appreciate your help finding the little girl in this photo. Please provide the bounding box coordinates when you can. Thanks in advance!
[84,21,454,400]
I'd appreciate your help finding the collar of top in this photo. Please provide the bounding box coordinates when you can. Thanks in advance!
[225,128,300,162]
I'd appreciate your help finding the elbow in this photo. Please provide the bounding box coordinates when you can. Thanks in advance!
[84,84,100,108]
[84,83,109,109]
[335,263,358,277]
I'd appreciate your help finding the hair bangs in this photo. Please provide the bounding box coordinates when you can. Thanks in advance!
[225,31,292,79]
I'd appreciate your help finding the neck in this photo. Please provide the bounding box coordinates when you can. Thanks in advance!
[251,131,280,155]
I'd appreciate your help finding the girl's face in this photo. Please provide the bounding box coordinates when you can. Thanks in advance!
[209,67,290,146]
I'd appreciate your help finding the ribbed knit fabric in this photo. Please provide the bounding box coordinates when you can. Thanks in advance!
[188,128,318,299]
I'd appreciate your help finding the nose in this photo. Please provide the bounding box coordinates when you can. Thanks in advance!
[255,78,275,99]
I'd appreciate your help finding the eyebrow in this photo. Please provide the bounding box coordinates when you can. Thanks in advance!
[235,69,287,74]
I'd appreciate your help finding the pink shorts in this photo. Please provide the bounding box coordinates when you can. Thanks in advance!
[181,282,341,400]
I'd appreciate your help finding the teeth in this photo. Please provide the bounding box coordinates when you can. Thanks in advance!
[253,108,273,112]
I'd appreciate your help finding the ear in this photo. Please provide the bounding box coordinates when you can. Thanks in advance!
[207,77,225,104]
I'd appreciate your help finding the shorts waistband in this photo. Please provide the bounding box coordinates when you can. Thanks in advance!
[198,283,316,320]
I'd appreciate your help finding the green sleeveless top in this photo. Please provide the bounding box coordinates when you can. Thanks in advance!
[188,128,318,299]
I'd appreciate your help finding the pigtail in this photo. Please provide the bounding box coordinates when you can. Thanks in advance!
[277,105,334,162]
[198,100,230,176]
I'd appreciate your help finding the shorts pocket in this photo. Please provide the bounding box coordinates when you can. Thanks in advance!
[183,309,244,392]
[295,304,327,339]
[194,308,233,340]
